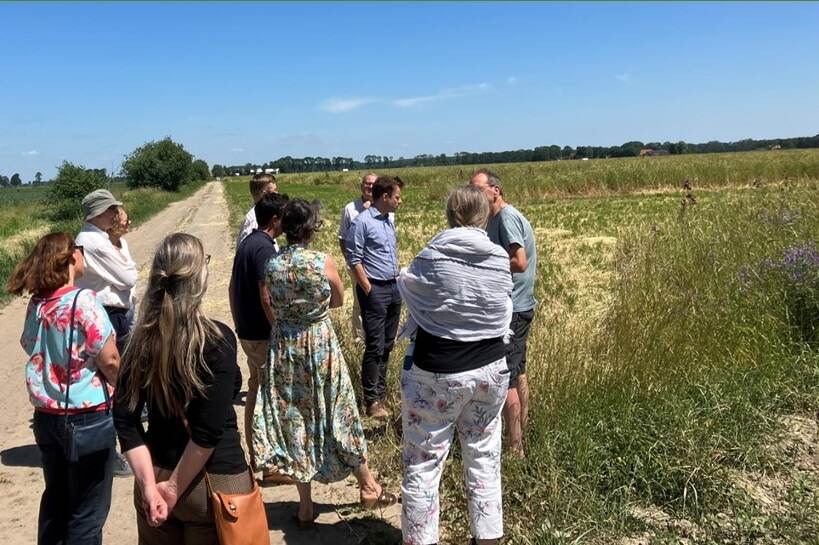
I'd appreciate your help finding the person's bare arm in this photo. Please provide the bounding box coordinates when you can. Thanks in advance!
[325,255,345,309]
[123,445,168,526]
[96,335,119,385]
[259,281,275,325]
[351,264,371,295]
[509,243,528,273]
[155,441,214,514]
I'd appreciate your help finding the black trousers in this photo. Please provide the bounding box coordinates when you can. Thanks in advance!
[33,411,114,545]
[104,306,130,353]
[356,280,402,404]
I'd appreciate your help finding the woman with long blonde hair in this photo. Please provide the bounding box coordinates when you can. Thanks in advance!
[113,233,253,544]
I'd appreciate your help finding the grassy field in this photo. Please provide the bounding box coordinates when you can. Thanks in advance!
[0,180,206,306]
[227,150,819,543]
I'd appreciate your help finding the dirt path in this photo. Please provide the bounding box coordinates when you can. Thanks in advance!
[0,182,400,544]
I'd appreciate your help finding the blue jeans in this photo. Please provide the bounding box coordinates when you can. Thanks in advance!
[33,411,114,545]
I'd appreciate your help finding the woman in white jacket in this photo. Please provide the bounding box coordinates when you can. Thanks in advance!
[398,186,513,545]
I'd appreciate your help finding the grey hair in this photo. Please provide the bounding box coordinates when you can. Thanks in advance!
[446,186,491,229]
[473,167,502,188]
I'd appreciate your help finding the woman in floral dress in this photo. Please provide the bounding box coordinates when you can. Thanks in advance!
[253,198,396,526]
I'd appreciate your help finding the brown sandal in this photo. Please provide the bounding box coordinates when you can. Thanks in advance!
[360,486,398,509]
[258,470,295,487]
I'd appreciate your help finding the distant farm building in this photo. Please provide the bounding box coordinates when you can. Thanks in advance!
[640,148,670,157]
[264,168,280,174]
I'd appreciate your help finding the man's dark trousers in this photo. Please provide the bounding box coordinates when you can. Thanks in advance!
[357,279,402,405]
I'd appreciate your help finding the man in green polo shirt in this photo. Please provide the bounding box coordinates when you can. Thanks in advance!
[471,168,537,458]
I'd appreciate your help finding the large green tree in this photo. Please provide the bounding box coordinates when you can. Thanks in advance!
[49,162,108,202]
[211,164,226,178]
[48,162,109,220]
[10,173,22,187]
[191,159,210,181]
[123,137,193,191]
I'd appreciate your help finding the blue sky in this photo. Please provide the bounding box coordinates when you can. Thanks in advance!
[1,1,818,181]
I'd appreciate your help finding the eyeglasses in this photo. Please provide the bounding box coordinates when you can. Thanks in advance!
[74,245,85,256]
[205,254,211,264]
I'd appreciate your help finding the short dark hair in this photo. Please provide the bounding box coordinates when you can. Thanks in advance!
[249,173,277,200]
[281,198,324,244]
[372,175,404,201]
[254,192,289,228]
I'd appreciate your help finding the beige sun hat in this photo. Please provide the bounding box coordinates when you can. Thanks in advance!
[82,189,123,221]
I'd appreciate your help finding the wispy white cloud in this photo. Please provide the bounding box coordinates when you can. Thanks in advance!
[391,83,490,108]
[230,147,245,153]
[23,150,39,156]
[318,82,491,113]
[319,97,375,113]
[615,72,631,83]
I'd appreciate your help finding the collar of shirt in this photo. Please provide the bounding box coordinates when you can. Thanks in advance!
[80,222,111,240]
[366,206,391,221]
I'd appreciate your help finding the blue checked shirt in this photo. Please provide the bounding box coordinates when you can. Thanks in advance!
[344,207,399,281]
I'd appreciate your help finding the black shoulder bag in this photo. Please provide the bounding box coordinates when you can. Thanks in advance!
[63,289,117,462]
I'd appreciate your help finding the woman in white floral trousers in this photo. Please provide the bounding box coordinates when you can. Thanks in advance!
[397,186,514,545]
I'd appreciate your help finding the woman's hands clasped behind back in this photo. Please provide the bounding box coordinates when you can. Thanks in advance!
[141,482,169,527]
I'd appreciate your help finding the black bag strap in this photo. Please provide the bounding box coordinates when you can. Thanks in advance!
[62,289,111,421]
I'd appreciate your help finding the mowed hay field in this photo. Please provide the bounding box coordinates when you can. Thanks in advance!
[234,149,818,544]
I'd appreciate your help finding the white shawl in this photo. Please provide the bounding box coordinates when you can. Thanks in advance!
[397,227,513,342]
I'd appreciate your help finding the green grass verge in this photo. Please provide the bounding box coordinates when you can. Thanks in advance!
[0,180,206,307]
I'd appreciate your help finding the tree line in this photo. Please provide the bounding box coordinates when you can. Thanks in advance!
[0,171,44,187]
[1,138,210,191]
[211,133,819,176]
[38,138,211,220]
[5,133,819,189]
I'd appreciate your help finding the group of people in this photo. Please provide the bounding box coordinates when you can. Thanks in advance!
[10,167,537,545]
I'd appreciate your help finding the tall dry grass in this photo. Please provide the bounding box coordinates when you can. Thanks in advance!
[222,153,819,543]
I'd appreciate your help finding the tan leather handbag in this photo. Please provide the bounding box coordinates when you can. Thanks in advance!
[204,468,270,545]
[182,419,270,545]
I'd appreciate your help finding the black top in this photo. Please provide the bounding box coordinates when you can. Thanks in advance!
[113,321,247,474]
[230,230,278,341]
[413,327,505,374]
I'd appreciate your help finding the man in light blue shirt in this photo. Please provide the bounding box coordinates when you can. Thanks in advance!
[344,176,404,419]
[471,168,537,458]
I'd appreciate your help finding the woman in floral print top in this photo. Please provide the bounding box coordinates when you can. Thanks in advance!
[7,232,120,545]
